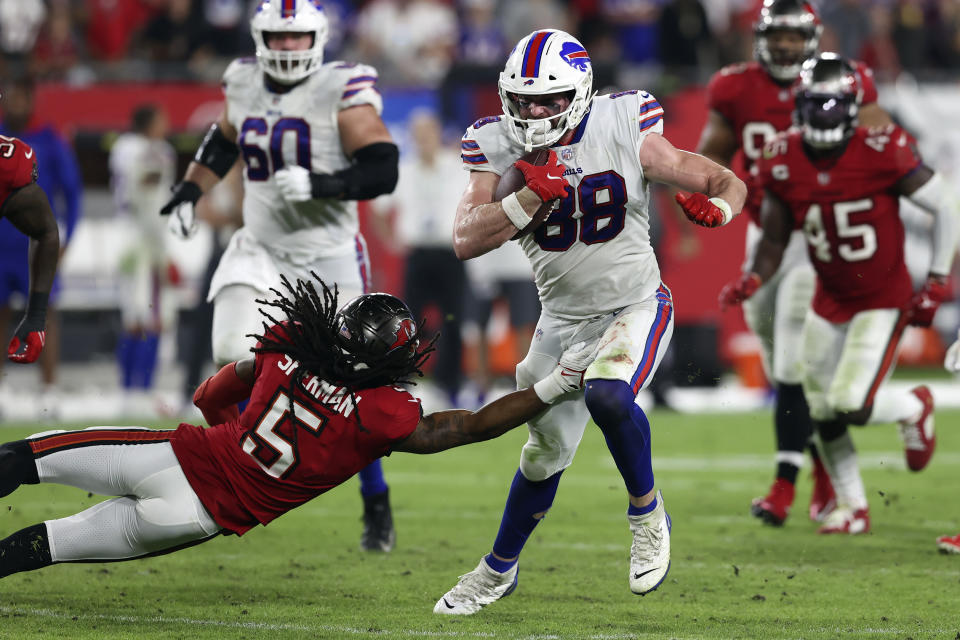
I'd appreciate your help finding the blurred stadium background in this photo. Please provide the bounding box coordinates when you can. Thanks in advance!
[0,0,959,423]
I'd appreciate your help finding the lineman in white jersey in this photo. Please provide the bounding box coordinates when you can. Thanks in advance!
[109,105,178,400]
[435,29,747,614]
[159,0,401,553]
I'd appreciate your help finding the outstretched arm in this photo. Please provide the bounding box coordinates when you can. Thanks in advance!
[394,339,599,454]
[393,387,547,454]
[642,133,747,217]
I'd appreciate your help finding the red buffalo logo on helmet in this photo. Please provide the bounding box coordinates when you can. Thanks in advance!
[389,318,416,351]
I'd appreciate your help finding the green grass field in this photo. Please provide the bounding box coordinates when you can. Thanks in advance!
[0,409,958,640]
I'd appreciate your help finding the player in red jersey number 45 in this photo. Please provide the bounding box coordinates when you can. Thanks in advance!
[725,54,958,535]
[0,275,596,581]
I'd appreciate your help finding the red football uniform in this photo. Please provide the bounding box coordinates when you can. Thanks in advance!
[0,135,38,210]
[706,60,878,224]
[756,125,922,322]
[170,345,422,535]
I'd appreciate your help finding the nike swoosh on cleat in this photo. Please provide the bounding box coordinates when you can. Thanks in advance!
[442,598,455,610]
[633,568,658,580]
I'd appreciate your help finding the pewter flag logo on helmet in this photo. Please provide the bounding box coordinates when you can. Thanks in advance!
[560,41,590,72]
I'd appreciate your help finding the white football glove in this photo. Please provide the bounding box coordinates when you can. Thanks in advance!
[166,200,198,239]
[533,339,601,404]
[945,330,960,373]
[274,166,313,203]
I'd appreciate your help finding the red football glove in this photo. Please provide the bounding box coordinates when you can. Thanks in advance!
[7,325,45,364]
[908,276,951,327]
[676,192,730,228]
[514,150,568,202]
[719,272,762,310]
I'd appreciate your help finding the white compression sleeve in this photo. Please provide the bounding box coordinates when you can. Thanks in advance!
[906,172,960,275]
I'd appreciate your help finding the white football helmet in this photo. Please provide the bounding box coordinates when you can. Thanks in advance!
[498,30,596,151]
[251,0,329,84]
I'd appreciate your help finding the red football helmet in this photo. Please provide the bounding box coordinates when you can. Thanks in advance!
[754,0,822,82]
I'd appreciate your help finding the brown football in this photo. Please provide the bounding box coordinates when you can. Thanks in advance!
[494,148,557,240]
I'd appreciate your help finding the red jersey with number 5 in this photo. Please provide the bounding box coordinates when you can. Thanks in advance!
[0,135,38,210]
[756,125,922,322]
[706,60,878,224]
[169,337,422,535]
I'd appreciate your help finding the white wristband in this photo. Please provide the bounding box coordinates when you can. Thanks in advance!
[533,374,567,404]
[708,197,733,226]
[501,191,531,231]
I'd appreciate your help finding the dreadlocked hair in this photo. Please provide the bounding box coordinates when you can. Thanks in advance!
[249,273,437,428]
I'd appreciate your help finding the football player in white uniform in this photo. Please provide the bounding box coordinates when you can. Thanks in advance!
[110,104,178,406]
[159,0,401,552]
[434,29,747,614]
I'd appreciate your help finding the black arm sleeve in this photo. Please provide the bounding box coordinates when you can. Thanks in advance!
[194,124,240,178]
[309,142,399,201]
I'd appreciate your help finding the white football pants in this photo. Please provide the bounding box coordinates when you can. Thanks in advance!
[28,428,220,563]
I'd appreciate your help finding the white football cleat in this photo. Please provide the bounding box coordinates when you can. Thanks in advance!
[433,557,518,615]
[817,504,870,535]
[628,491,672,595]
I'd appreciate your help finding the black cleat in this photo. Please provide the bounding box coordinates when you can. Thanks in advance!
[361,489,396,552]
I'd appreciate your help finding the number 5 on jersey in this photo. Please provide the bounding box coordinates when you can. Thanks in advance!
[242,390,327,478]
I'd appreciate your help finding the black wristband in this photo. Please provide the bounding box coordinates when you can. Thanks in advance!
[24,291,48,325]
[309,173,347,199]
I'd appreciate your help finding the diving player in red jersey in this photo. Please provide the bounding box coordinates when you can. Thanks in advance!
[724,54,957,535]
[0,275,596,579]
[698,0,893,527]
[0,135,59,364]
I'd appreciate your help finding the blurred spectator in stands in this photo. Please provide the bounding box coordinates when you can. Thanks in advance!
[29,2,87,84]
[457,0,508,66]
[138,0,208,78]
[820,0,872,61]
[0,76,82,418]
[657,0,714,84]
[891,0,928,72]
[370,110,468,407]
[317,0,357,60]
[109,104,178,416]
[601,0,666,66]
[500,0,574,48]
[858,5,900,80]
[355,0,458,87]
[201,0,248,58]
[928,0,960,70]
[0,0,46,56]
[82,0,156,62]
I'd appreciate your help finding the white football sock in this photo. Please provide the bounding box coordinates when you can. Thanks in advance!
[869,388,924,424]
[819,431,867,510]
